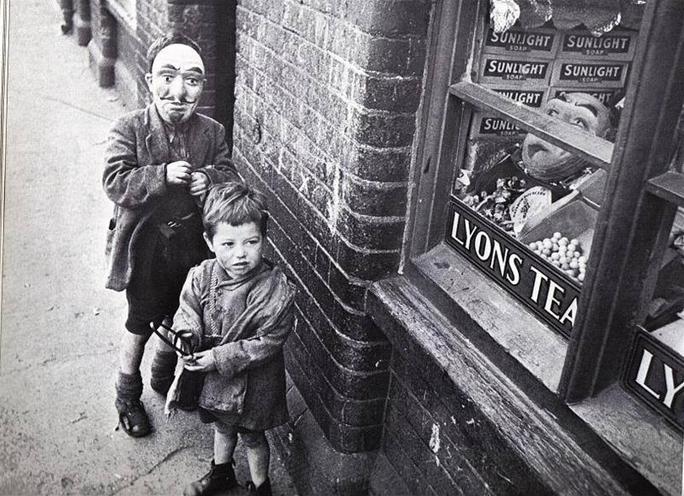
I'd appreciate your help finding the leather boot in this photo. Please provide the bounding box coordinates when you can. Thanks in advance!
[247,477,272,496]
[115,371,151,438]
[183,459,237,496]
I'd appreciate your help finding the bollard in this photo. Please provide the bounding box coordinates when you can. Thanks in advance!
[75,0,91,46]
[59,0,74,34]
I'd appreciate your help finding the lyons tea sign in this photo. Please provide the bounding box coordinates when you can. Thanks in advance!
[445,199,579,338]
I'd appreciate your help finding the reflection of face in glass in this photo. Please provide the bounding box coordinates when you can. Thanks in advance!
[522,93,611,182]
[145,43,205,125]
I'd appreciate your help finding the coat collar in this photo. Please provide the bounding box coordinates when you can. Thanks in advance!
[143,104,212,165]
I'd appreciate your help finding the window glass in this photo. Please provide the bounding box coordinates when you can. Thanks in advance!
[447,111,607,337]
[442,17,641,337]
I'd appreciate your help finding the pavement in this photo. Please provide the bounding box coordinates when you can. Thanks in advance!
[0,1,298,495]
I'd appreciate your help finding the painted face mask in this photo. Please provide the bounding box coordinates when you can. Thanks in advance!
[522,93,611,182]
[146,43,205,125]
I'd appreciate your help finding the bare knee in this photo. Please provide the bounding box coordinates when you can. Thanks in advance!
[214,422,238,438]
[121,331,149,351]
[240,431,267,448]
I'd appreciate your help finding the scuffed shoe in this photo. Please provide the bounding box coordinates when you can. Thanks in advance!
[115,398,151,438]
[246,477,272,496]
[183,459,237,496]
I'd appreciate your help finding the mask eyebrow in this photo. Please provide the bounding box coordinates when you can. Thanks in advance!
[184,66,204,75]
[157,63,180,72]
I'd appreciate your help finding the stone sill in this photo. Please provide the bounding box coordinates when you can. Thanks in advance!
[369,243,678,494]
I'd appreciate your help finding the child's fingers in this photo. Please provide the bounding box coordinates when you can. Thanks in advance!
[184,361,207,372]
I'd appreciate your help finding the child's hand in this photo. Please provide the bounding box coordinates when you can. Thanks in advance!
[166,161,192,185]
[189,172,210,198]
[181,350,216,372]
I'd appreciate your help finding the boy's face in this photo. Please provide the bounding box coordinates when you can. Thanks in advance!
[204,221,263,279]
[145,43,205,125]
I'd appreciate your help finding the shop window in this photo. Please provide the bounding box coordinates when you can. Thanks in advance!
[406,0,684,430]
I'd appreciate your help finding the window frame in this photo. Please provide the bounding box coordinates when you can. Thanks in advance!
[403,0,684,404]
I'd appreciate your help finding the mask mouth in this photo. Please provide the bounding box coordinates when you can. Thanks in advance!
[162,96,196,104]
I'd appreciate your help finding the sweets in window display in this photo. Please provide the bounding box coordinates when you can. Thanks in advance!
[456,92,613,252]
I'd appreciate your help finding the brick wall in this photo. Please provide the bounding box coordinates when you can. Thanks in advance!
[232,0,431,458]
[382,352,550,495]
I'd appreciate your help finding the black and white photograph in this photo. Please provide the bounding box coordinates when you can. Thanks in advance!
[0,0,683,494]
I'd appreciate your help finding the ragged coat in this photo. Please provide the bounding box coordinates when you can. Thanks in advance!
[103,104,239,291]
[168,258,296,431]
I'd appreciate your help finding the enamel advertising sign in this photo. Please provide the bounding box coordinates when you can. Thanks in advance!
[624,329,684,431]
[445,199,580,338]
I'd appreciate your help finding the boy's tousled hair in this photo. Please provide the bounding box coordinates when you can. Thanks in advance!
[146,33,202,72]
[203,182,269,239]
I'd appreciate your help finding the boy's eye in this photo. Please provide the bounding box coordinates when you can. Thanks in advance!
[547,109,559,117]
[222,242,234,247]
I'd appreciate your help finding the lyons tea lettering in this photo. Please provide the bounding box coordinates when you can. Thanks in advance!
[446,201,578,337]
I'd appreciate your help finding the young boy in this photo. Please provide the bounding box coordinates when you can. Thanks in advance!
[166,182,296,496]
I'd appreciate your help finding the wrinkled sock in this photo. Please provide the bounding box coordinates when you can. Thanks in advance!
[151,351,177,395]
[115,371,143,403]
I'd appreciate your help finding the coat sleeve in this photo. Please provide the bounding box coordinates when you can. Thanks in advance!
[197,123,241,185]
[211,301,294,378]
[103,116,168,209]
[172,267,206,352]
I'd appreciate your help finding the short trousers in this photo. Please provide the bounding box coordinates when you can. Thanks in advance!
[125,266,187,335]
[125,224,206,335]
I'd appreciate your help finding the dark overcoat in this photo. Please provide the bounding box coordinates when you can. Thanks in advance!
[168,259,296,431]
[103,104,239,291]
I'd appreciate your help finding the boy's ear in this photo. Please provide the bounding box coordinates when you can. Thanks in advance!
[203,232,214,253]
